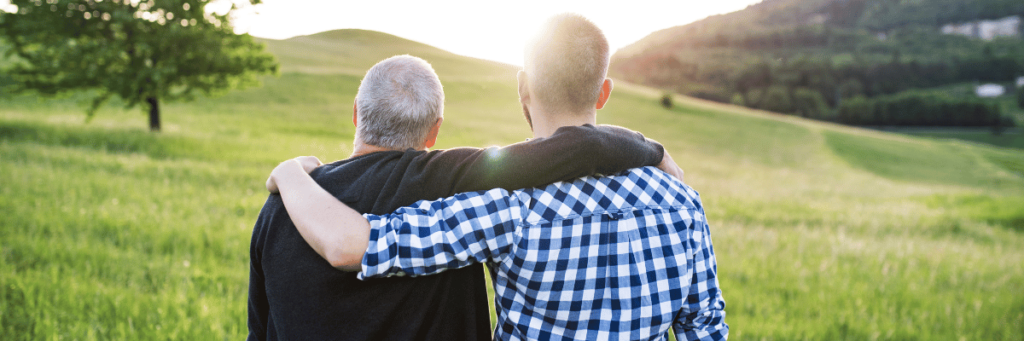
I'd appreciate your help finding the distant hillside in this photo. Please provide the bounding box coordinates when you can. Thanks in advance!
[257,29,518,82]
[617,0,1024,60]
[850,0,1024,31]
[611,0,1024,126]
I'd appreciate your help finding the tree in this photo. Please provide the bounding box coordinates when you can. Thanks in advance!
[0,0,277,131]
[729,93,745,107]
[837,96,872,125]
[734,61,773,108]
[1017,86,1024,109]
[792,88,830,119]
[758,86,793,114]
[660,93,672,109]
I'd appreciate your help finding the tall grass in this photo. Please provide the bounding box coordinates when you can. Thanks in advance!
[2,31,1023,340]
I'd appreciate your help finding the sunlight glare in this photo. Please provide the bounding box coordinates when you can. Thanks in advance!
[0,0,18,13]
[236,0,763,66]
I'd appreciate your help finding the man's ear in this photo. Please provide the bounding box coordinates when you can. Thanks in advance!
[352,103,358,127]
[424,117,443,148]
[596,78,613,110]
[517,70,530,105]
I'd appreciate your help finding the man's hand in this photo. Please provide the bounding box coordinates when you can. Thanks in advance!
[266,156,323,193]
[657,150,685,183]
[264,155,370,270]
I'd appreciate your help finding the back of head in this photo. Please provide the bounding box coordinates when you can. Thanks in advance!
[355,55,444,150]
[524,13,610,114]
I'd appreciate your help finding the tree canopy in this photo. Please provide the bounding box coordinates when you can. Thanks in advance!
[0,0,278,131]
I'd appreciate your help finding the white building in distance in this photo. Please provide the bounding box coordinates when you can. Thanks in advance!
[1017,76,1024,88]
[942,16,1021,40]
[976,84,1006,98]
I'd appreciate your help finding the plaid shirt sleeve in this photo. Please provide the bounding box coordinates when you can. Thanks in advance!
[357,188,521,280]
[673,203,729,341]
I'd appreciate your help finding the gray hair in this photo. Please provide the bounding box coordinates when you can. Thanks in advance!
[524,13,610,114]
[355,55,444,150]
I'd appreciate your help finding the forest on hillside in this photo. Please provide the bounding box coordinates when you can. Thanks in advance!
[612,0,1024,128]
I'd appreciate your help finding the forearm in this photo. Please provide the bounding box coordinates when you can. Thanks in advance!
[581,125,664,176]
[448,124,665,193]
[360,189,518,280]
[274,160,369,271]
[675,219,729,340]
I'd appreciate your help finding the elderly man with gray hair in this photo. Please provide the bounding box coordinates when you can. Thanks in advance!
[247,54,674,340]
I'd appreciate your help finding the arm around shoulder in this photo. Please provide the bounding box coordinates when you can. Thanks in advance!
[443,124,666,193]
[270,158,371,271]
[360,189,519,279]
[559,124,665,176]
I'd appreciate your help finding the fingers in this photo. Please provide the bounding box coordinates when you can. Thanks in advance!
[267,159,298,193]
[266,176,280,194]
[268,158,305,193]
[657,150,685,183]
[294,156,323,174]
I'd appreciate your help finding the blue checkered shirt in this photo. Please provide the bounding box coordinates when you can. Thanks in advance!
[359,167,728,341]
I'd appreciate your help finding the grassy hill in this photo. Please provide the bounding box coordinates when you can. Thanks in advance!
[257,29,518,82]
[2,29,1023,340]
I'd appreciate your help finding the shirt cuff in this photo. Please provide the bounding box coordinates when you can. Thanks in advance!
[357,213,392,280]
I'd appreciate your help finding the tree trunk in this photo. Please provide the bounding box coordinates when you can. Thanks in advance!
[147,96,161,132]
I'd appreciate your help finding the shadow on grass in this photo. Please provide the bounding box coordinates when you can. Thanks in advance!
[824,130,1024,189]
[0,116,276,164]
[983,149,1024,177]
[921,195,1024,232]
[883,127,1024,150]
[0,119,241,162]
[0,116,337,164]
[0,282,34,336]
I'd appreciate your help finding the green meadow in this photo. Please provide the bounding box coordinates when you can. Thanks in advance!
[2,30,1023,340]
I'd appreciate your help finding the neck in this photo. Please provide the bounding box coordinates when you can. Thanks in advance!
[350,137,424,157]
[529,106,597,139]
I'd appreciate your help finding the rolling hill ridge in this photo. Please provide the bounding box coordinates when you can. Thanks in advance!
[257,29,518,81]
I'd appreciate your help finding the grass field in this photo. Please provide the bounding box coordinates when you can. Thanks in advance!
[2,30,1024,340]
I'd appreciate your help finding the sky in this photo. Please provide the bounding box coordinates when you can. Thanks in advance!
[233,0,763,66]
[0,0,764,66]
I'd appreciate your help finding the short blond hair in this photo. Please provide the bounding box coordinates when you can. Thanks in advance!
[524,13,610,114]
